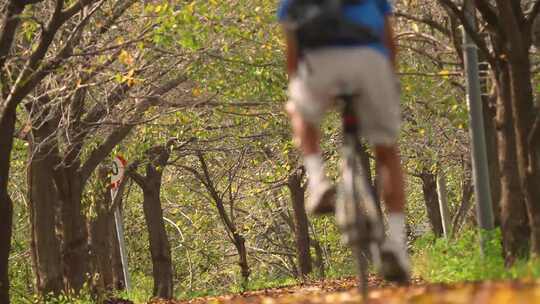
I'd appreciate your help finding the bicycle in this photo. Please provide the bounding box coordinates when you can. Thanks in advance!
[334,91,385,298]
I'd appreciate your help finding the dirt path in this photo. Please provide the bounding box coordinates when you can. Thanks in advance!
[148,277,540,304]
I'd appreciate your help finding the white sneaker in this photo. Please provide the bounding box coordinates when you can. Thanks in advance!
[306,179,336,215]
[379,239,411,284]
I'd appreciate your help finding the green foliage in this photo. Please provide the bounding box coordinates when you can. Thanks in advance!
[113,273,154,303]
[413,229,540,283]
[11,286,95,304]
[413,230,505,282]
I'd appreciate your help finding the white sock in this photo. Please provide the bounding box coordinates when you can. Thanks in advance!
[304,154,326,187]
[387,212,406,246]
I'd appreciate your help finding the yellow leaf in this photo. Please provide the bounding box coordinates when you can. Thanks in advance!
[119,50,134,66]
[439,69,451,79]
[187,2,196,14]
[412,23,420,32]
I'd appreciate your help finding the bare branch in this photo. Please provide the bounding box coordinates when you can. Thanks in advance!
[0,2,25,75]
[3,0,102,111]
[60,0,96,21]
[437,0,496,65]
[80,74,187,182]
[126,164,147,189]
[394,11,450,36]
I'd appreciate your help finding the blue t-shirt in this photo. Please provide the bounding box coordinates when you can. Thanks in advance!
[277,0,392,56]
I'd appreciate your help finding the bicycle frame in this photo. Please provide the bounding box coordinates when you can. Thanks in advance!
[335,93,384,297]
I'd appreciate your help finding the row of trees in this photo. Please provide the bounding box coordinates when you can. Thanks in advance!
[1,0,540,302]
[396,0,540,263]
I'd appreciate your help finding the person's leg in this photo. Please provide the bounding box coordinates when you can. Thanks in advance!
[375,145,406,246]
[286,102,321,156]
[286,102,335,214]
[349,48,409,282]
[375,144,410,283]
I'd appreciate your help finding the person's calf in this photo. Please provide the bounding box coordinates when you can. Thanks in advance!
[375,145,405,213]
[286,102,320,155]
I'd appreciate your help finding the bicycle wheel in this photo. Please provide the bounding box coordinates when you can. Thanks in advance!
[336,141,380,298]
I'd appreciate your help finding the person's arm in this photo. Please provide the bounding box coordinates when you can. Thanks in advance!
[284,29,299,78]
[383,16,397,71]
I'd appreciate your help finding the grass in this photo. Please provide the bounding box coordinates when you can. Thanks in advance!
[412,229,540,283]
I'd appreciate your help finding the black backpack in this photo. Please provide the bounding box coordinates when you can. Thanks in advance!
[282,0,380,51]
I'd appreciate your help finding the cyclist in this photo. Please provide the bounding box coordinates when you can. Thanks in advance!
[278,0,410,282]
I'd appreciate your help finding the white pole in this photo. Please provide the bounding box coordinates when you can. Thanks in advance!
[111,156,131,291]
[436,170,451,238]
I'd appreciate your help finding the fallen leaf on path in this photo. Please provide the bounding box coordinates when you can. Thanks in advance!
[150,277,540,304]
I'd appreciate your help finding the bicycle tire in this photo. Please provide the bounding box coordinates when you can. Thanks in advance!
[336,143,368,297]
[336,140,380,298]
[352,242,369,298]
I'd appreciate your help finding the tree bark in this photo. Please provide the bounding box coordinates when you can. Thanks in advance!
[0,106,16,304]
[142,163,174,298]
[88,166,115,292]
[287,169,312,278]
[508,58,540,256]
[233,233,250,284]
[54,168,90,293]
[495,64,531,263]
[27,134,63,296]
[0,184,13,304]
[493,0,540,257]
[419,172,444,237]
[130,146,174,299]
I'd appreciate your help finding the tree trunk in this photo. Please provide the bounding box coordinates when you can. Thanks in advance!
[27,136,63,296]
[88,166,115,292]
[287,169,312,278]
[494,63,531,263]
[507,55,540,256]
[233,233,250,284]
[193,152,251,284]
[0,187,12,304]
[129,146,174,298]
[419,172,444,237]
[0,107,16,304]
[54,168,90,293]
[492,0,540,257]
[141,159,173,299]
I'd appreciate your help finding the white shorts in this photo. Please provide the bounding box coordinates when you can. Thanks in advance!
[287,47,401,146]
